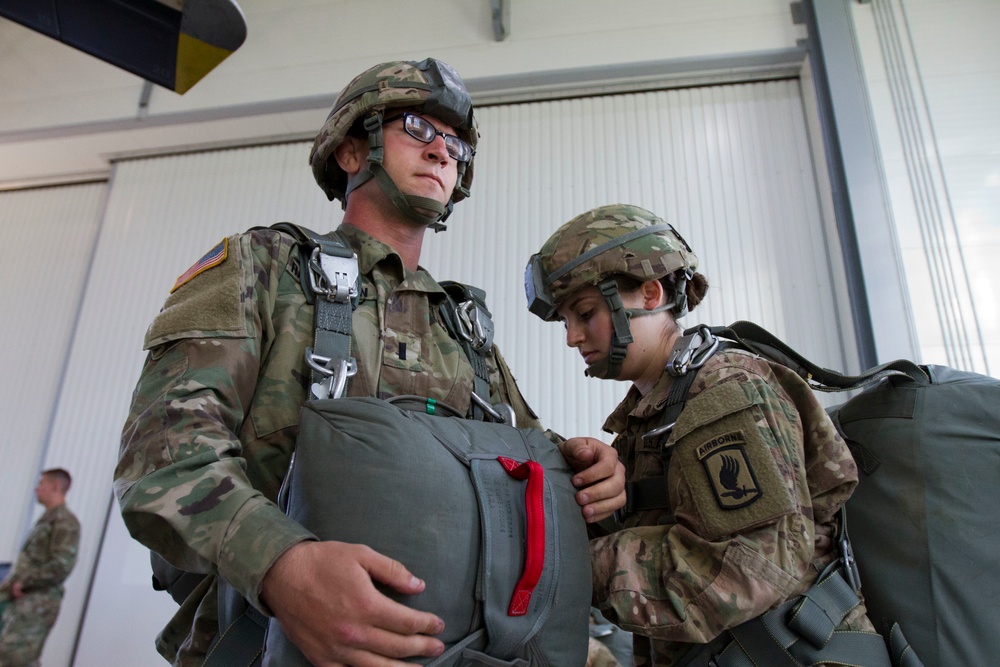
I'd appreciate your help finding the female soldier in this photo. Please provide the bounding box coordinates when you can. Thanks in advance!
[524,204,894,666]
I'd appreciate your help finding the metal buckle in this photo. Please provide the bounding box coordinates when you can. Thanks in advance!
[666,325,719,377]
[840,533,861,593]
[308,246,358,303]
[469,392,514,426]
[305,347,357,399]
[456,300,494,353]
[641,421,677,443]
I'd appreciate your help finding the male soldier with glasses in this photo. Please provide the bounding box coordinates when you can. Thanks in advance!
[115,58,626,666]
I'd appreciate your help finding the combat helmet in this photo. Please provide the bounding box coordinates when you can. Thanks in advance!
[309,58,478,231]
[525,204,698,378]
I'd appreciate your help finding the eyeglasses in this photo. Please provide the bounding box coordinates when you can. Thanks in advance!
[383,112,475,163]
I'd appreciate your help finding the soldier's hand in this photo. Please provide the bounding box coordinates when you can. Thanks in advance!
[261,541,445,666]
[559,437,626,523]
[11,580,24,598]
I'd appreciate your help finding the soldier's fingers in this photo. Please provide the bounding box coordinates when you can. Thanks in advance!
[580,491,627,523]
[362,548,423,593]
[341,624,445,665]
[570,443,621,487]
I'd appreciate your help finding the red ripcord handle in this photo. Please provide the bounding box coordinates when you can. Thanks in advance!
[497,457,546,616]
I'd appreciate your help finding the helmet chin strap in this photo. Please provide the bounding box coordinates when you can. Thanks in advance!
[343,112,459,232]
[583,279,679,380]
[585,279,633,380]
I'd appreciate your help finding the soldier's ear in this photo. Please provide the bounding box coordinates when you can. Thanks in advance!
[334,136,366,176]
[641,279,667,311]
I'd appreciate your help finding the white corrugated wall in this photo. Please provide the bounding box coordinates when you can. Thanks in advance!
[433,79,854,441]
[23,78,854,665]
[0,182,106,562]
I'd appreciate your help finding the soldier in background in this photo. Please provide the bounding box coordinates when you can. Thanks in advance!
[0,468,80,667]
[526,204,886,666]
[116,58,625,666]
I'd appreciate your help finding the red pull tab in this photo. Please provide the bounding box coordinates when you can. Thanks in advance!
[497,456,545,617]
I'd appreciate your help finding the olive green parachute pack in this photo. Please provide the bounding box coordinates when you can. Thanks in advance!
[659,321,998,667]
[199,223,592,667]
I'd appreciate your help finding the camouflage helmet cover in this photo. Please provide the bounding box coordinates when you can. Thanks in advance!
[309,58,478,204]
[530,204,698,320]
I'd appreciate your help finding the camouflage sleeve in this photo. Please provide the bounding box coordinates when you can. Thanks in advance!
[591,364,813,642]
[114,231,315,611]
[18,512,79,590]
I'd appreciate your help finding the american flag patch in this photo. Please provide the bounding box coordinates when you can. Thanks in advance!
[171,238,228,293]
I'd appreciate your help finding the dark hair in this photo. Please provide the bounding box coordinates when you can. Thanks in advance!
[616,270,709,314]
[42,468,72,492]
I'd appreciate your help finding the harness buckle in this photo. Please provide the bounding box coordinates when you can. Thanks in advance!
[469,392,514,426]
[840,533,862,594]
[642,421,677,441]
[305,348,357,399]
[667,325,719,377]
[308,246,359,303]
[456,300,494,354]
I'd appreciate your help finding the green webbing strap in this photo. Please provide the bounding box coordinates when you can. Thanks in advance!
[269,223,358,393]
[708,321,929,392]
[704,566,892,667]
[438,282,494,421]
[889,622,926,667]
[309,233,357,390]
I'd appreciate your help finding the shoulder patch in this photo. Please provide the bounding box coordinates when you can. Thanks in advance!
[672,380,796,540]
[144,234,250,349]
[697,431,763,509]
[171,238,228,293]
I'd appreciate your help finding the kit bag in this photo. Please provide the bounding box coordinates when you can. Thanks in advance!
[829,364,1000,667]
[704,321,1000,667]
[263,396,593,667]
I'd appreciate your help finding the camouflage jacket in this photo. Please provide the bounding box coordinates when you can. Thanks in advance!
[590,349,874,666]
[0,504,79,599]
[115,223,542,665]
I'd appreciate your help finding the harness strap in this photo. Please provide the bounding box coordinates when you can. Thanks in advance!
[269,223,359,398]
[618,335,729,520]
[709,321,928,391]
[438,281,496,421]
[619,371,694,517]
[204,582,266,667]
[707,569,891,667]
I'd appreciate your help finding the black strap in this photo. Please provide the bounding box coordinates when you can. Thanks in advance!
[150,552,207,605]
[620,339,730,518]
[623,476,671,516]
[204,582,266,667]
[620,370,696,516]
[709,321,928,391]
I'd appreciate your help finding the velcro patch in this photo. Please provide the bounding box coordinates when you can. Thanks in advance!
[171,238,228,293]
[698,431,762,510]
[673,380,796,540]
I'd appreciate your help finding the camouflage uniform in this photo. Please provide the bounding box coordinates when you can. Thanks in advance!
[115,223,542,665]
[0,504,80,667]
[591,350,875,666]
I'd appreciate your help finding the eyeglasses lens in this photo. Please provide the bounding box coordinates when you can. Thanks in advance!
[402,114,473,163]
